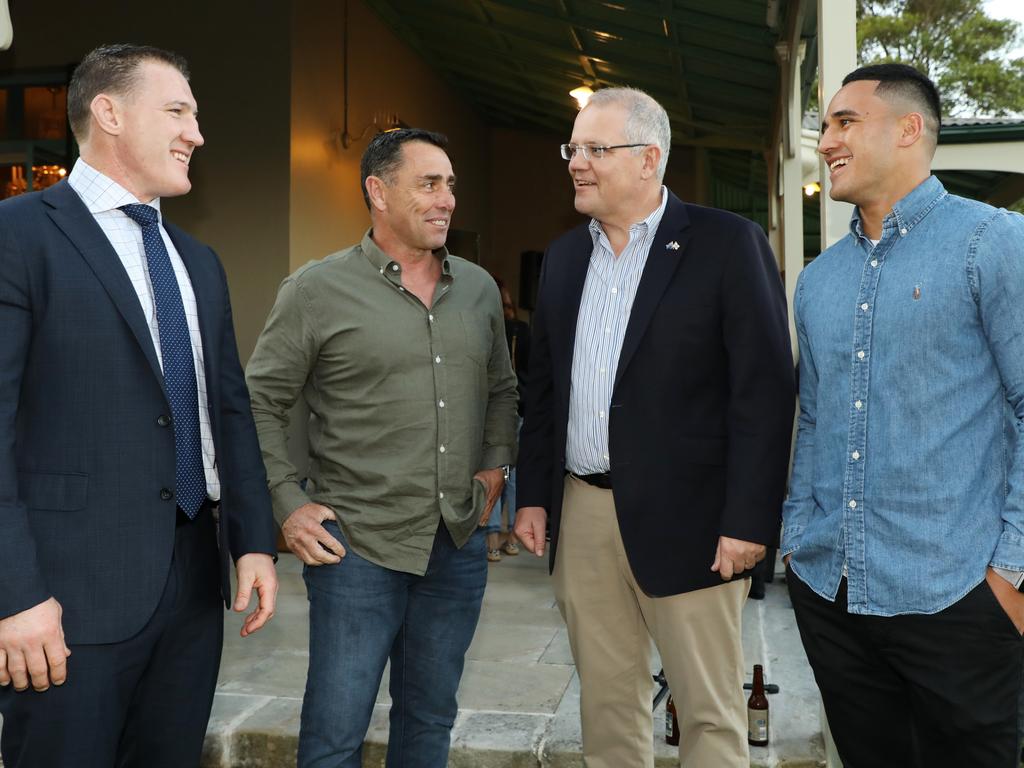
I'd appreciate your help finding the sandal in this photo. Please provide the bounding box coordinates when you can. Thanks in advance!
[502,540,519,556]
[487,548,502,563]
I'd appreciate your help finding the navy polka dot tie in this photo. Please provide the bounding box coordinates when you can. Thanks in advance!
[121,204,206,518]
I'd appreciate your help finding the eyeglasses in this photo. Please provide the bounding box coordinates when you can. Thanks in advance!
[559,143,649,161]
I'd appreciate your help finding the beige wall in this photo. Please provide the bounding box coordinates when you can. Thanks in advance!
[289,0,490,273]
[0,1,292,362]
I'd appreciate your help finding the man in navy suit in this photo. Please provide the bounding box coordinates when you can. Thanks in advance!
[0,44,278,767]
[515,87,794,767]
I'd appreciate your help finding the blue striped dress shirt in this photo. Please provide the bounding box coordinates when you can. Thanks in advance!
[566,187,668,474]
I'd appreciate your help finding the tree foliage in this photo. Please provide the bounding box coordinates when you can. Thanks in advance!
[857,0,1024,116]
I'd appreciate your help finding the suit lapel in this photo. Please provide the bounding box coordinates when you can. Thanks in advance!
[558,227,594,384]
[613,193,691,392]
[43,181,164,386]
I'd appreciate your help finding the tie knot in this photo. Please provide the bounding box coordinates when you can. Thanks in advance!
[120,203,159,228]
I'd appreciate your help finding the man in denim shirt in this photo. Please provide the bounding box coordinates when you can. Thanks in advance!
[783,63,1024,766]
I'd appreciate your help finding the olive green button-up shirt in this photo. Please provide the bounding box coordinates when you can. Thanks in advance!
[246,230,518,574]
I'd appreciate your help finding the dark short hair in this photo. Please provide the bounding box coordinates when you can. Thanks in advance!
[68,44,190,142]
[842,63,941,140]
[359,128,449,210]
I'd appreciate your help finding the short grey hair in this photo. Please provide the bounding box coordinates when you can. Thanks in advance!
[586,87,671,180]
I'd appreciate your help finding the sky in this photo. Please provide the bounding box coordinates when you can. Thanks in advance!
[984,0,1024,58]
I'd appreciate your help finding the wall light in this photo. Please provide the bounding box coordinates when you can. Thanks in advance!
[803,182,821,197]
[570,85,594,110]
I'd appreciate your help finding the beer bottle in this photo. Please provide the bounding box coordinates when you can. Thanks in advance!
[665,694,680,746]
[747,664,769,746]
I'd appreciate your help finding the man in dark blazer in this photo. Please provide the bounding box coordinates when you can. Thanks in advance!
[0,44,278,768]
[515,87,794,768]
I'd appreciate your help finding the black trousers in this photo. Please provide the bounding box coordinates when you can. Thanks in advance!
[0,511,224,768]
[788,566,1023,768]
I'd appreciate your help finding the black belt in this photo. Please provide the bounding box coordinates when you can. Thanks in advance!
[570,471,612,490]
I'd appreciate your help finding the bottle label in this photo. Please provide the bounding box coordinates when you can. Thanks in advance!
[665,707,673,735]
[748,709,768,743]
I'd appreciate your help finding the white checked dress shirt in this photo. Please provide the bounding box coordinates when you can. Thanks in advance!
[566,186,668,475]
[67,159,221,500]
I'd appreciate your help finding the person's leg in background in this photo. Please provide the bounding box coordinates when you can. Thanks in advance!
[501,465,519,556]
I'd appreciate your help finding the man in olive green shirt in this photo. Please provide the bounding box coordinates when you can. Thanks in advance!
[246,129,518,768]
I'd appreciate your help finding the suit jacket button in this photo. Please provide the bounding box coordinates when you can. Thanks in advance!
[157,415,171,427]
[160,488,174,501]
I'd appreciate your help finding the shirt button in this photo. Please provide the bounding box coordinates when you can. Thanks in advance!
[438,400,445,408]
[611,287,618,294]
[855,400,863,409]
[599,410,605,418]
[379,267,384,274]
[428,314,434,322]
[871,259,878,267]
[848,499,857,509]
[900,227,908,236]
[160,488,174,501]
[439,445,446,453]
[600,368,606,375]
[860,303,868,311]
[605,327,611,334]
[435,356,441,364]
[399,286,406,292]
[852,451,861,460]
[391,264,400,271]
[603,453,610,461]
[439,492,445,499]
[857,350,865,359]
[156,414,171,427]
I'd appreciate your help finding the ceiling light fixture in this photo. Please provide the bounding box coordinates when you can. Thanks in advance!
[570,85,594,110]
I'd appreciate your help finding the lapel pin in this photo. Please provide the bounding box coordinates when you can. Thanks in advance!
[666,241,680,250]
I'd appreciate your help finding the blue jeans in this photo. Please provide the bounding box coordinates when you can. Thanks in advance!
[298,521,487,768]
[484,464,516,535]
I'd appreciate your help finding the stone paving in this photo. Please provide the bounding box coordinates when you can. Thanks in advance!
[0,548,825,767]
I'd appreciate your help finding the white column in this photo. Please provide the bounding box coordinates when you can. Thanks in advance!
[817,0,857,249]
[781,41,806,352]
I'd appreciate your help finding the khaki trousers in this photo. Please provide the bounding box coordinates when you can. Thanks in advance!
[553,475,750,768]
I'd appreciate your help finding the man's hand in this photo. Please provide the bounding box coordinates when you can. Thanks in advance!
[281,503,346,566]
[985,567,1024,635]
[783,553,792,568]
[0,597,70,692]
[234,554,278,638]
[474,467,505,526]
[711,536,766,580]
[514,506,547,557]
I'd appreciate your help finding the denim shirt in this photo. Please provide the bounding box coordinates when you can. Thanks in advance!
[782,176,1024,616]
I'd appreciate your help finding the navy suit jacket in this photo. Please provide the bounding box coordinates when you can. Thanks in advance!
[517,190,795,596]
[0,180,276,644]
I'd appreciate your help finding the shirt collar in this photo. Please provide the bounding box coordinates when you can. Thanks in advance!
[849,174,947,241]
[360,228,454,278]
[67,159,162,220]
[589,185,669,246]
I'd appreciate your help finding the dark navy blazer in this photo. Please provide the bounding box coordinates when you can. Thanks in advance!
[0,180,276,644]
[517,190,796,596]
